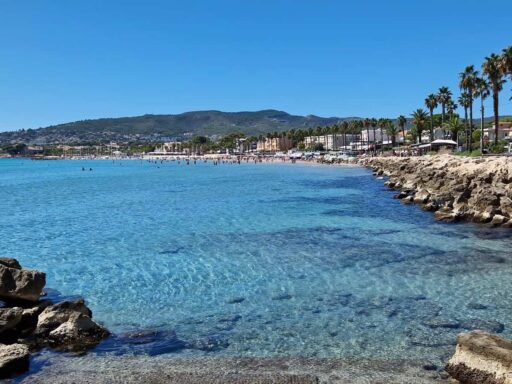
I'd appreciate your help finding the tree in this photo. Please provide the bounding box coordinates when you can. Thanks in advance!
[341,121,349,148]
[349,120,362,151]
[312,142,324,151]
[459,65,479,148]
[377,118,388,151]
[446,115,463,144]
[411,109,428,144]
[397,115,407,145]
[437,86,452,126]
[474,76,490,152]
[458,93,471,149]
[409,126,418,144]
[446,99,458,117]
[425,94,438,141]
[482,53,506,145]
[363,118,371,151]
[500,46,512,94]
[370,118,378,153]
[386,123,399,148]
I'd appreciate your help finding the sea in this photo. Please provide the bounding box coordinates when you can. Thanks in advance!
[1,158,511,369]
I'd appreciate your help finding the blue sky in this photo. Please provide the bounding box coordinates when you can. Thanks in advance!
[1,0,511,131]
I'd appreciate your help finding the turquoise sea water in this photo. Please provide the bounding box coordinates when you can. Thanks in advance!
[1,159,511,364]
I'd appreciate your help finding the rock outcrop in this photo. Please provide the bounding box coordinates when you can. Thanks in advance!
[36,299,109,351]
[0,258,109,378]
[360,155,512,226]
[0,343,30,379]
[446,330,512,383]
[0,257,46,302]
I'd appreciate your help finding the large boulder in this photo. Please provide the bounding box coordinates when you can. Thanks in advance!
[36,299,92,336]
[36,299,109,351]
[0,258,45,302]
[0,343,29,379]
[446,331,512,384]
[0,307,23,342]
[0,307,23,333]
[48,312,109,351]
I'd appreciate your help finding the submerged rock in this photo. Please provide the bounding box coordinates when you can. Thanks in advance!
[460,318,505,333]
[446,331,512,383]
[226,297,245,304]
[272,293,293,301]
[0,343,29,379]
[0,258,45,302]
[423,317,460,329]
[467,302,488,310]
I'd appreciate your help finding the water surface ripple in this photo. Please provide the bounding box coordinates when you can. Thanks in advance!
[1,159,511,365]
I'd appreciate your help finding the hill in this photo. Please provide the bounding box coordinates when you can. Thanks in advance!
[0,110,357,145]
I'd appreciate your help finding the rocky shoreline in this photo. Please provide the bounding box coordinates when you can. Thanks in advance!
[359,155,512,226]
[0,258,109,379]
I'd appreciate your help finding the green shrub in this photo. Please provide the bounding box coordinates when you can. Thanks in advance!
[489,140,507,154]
[455,149,482,157]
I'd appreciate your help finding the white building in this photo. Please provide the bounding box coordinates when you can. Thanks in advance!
[360,128,390,144]
[304,134,356,150]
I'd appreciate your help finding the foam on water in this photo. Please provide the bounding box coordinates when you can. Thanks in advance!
[1,159,511,365]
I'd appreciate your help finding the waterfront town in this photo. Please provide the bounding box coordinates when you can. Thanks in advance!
[2,120,512,161]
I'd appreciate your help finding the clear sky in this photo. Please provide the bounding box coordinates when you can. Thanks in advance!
[1,0,511,131]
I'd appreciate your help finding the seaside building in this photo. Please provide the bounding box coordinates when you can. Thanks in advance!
[256,137,293,152]
[483,122,512,143]
[360,129,391,145]
[303,134,356,150]
[235,138,257,153]
[154,141,183,154]
[420,127,447,143]
[23,145,44,156]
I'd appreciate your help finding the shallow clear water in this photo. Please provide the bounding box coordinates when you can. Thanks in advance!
[1,159,511,364]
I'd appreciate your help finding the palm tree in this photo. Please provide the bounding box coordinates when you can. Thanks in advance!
[370,118,378,153]
[500,46,512,81]
[458,93,471,149]
[397,115,407,145]
[412,109,428,144]
[446,100,458,118]
[446,115,463,144]
[386,123,399,148]
[341,121,349,148]
[375,119,384,152]
[425,94,438,141]
[353,120,363,151]
[482,53,506,145]
[330,125,338,149]
[355,120,364,151]
[363,118,371,152]
[437,86,452,126]
[475,77,490,153]
[459,66,479,142]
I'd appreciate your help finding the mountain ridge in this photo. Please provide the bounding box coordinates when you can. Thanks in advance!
[0,110,360,145]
